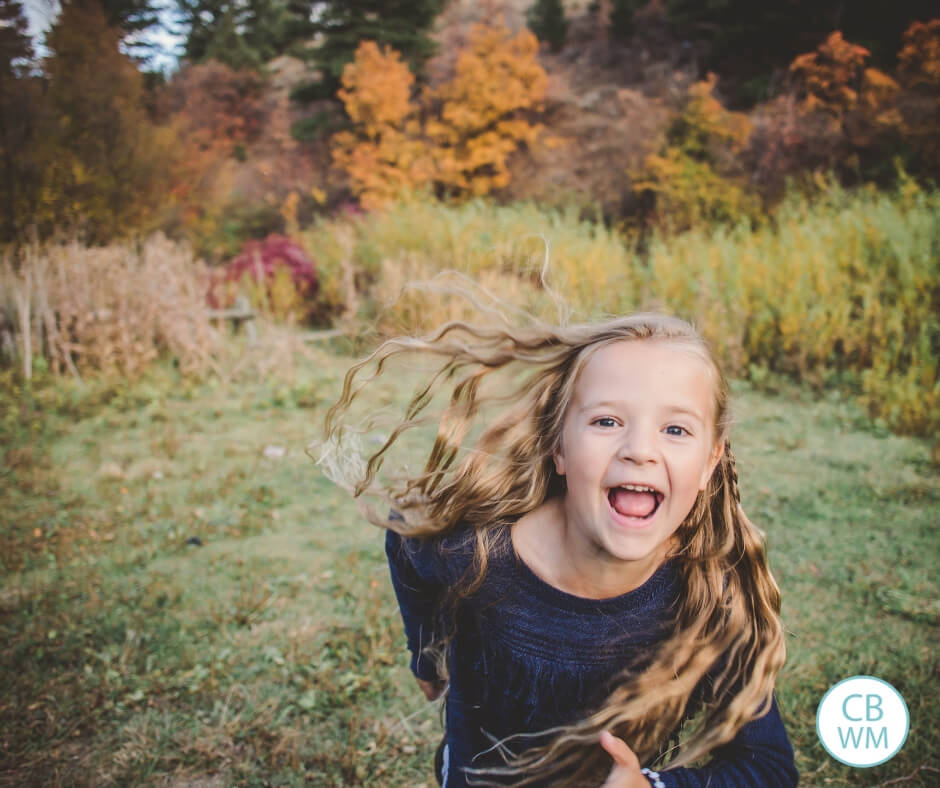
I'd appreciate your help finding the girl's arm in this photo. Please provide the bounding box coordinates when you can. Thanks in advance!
[385,528,449,685]
[601,694,799,788]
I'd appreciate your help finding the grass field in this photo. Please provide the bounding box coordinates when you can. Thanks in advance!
[1,340,937,787]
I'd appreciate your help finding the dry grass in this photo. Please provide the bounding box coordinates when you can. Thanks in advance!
[0,235,220,380]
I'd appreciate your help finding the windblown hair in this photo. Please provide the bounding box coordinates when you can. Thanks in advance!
[321,311,786,785]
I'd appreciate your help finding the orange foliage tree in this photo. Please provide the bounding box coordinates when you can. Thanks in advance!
[786,30,908,176]
[898,19,940,88]
[330,41,432,211]
[165,60,265,194]
[786,24,940,179]
[789,31,903,137]
[330,24,548,208]
[789,31,878,120]
[425,24,548,197]
[161,60,269,255]
[896,19,940,176]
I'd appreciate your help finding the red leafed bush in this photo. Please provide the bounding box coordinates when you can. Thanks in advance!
[210,235,319,322]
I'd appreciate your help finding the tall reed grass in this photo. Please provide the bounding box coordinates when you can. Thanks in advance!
[645,181,938,435]
[302,183,938,436]
[302,198,638,329]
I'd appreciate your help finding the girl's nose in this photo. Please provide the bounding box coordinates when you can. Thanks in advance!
[618,427,657,464]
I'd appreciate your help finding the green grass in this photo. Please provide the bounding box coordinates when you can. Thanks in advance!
[0,351,937,786]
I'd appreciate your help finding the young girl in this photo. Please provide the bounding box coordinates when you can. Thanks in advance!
[322,312,798,787]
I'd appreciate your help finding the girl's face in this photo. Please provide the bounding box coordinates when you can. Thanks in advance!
[553,339,723,574]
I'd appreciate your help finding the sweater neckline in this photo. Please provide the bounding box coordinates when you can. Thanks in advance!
[507,543,679,614]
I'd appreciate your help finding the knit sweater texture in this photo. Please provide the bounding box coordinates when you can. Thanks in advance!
[386,525,799,788]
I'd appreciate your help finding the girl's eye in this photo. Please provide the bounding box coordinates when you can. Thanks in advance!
[592,417,618,428]
[664,425,689,437]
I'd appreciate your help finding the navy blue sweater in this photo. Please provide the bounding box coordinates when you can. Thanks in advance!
[386,526,799,788]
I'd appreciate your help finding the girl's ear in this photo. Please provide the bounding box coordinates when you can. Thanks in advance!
[698,440,724,491]
[553,442,566,476]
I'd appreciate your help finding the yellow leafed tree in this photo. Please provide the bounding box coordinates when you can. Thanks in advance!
[426,24,548,196]
[332,26,548,207]
[331,42,433,211]
[634,74,755,230]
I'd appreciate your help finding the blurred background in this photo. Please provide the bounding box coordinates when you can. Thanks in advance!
[0,1,937,785]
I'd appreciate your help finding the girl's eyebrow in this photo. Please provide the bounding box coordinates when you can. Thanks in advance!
[663,406,707,423]
[577,399,622,413]
[578,400,707,422]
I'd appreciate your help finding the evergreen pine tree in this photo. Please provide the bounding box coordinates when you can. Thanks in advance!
[527,0,567,53]
[86,0,163,61]
[292,0,444,106]
[177,0,308,71]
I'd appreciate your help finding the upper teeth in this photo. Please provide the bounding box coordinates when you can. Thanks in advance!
[619,484,656,493]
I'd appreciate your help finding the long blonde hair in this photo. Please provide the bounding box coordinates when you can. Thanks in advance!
[322,312,786,785]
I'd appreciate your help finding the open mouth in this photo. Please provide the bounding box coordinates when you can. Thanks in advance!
[607,484,664,520]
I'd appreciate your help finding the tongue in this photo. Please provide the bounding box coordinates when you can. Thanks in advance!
[610,489,657,518]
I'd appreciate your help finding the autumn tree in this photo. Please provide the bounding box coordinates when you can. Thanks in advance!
[633,74,755,229]
[665,0,936,104]
[160,59,271,254]
[898,19,940,87]
[330,42,431,210]
[786,30,910,178]
[425,24,548,197]
[331,25,548,208]
[163,60,265,192]
[895,19,940,176]
[789,31,883,121]
[40,0,174,241]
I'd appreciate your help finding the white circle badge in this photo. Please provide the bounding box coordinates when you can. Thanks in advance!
[816,676,909,767]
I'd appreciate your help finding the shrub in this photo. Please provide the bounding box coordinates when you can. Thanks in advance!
[300,196,642,338]
[634,148,755,230]
[210,235,320,323]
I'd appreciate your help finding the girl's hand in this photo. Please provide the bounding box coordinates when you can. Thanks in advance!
[599,731,648,788]
[416,677,445,701]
